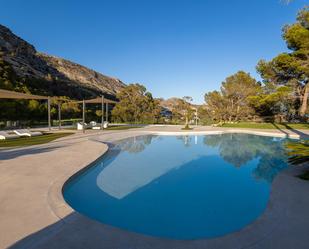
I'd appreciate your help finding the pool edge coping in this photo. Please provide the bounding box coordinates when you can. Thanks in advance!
[46,129,304,246]
[49,128,298,215]
[47,140,109,223]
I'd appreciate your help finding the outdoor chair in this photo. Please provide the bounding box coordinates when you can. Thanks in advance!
[103,121,109,129]
[0,131,20,140]
[89,121,97,127]
[13,129,42,137]
[77,122,88,130]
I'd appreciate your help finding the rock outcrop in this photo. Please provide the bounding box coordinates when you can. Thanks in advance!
[0,24,125,98]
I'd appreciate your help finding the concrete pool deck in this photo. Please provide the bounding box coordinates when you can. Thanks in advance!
[0,126,309,249]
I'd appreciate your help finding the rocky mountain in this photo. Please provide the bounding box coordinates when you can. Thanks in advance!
[160,97,201,112]
[0,24,125,99]
[159,97,181,111]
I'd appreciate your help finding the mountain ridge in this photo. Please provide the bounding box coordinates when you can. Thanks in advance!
[0,24,126,99]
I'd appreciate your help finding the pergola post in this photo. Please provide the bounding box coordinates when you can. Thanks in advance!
[106,102,109,123]
[58,101,61,130]
[82,99,86,133]
[73,97,116,131]
[101,95,104,129]
[48,96,51,131]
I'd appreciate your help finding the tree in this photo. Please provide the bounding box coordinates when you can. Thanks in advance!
[174,96,194,128]
[257,7,309,117]
[196,105,213,125]
[59,97,81,119]
[221,71,260,121]
[111,83,160,123]
[204,71,260,123]
[204,91,228,123]
[248,86,293,119]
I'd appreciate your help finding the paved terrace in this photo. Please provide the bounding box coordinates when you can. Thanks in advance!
[0,126,309,249]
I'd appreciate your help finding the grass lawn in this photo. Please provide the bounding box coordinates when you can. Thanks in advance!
[0,132,74,148]
[221,122,309,130]
[105,125,143,130]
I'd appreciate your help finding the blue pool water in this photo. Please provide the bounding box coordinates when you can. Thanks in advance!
[63,134,289,239]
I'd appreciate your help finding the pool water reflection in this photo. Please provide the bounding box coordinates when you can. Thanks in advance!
[63,134,289,239]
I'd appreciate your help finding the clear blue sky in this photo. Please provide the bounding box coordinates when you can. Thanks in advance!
[1,0,307,103]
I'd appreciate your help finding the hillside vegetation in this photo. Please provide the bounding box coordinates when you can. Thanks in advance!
[0,24,125,124]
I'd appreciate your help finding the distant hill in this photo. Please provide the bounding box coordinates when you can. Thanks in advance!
[0,24,125,99]
[159,97,181,111]
[160,97,201,110]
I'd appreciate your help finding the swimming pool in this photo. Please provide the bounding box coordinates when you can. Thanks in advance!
[63,134,289,240]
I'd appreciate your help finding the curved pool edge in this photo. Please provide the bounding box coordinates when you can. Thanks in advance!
[46,129,306,248]
[146,129,300,139]
[47,131,153,223]
[2,127,307,249]
[47,140,109,222]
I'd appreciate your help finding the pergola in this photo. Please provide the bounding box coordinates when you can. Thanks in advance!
[0,89,118,132]
[0,89,53,130]
[75,96,118,133]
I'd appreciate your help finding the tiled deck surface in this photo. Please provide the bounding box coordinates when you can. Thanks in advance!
[0,126,309,249]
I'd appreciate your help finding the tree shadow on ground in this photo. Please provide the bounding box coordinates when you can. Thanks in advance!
[271,123,289,137]
[271,123,309,139]
[7,212,169,249]
[7,212,91,249]
[0,145,64,161]
[281,123,309,139]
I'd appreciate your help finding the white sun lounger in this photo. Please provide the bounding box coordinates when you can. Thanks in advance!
[13,129,42,137]
[89,121,97,127]
[103,121,109,128]
[77,122,88,130]
[0,131,20,140]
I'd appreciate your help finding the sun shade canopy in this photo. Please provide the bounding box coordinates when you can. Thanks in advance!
[0,89,117,132]
[0,89,49,100]
[75,97,118,104]
[0,89,118,103]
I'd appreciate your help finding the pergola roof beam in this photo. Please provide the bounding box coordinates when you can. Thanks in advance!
[0,89,49,100]
[75,97,117,104]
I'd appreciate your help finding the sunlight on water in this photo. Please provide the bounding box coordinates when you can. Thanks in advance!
[64,134,289,239]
